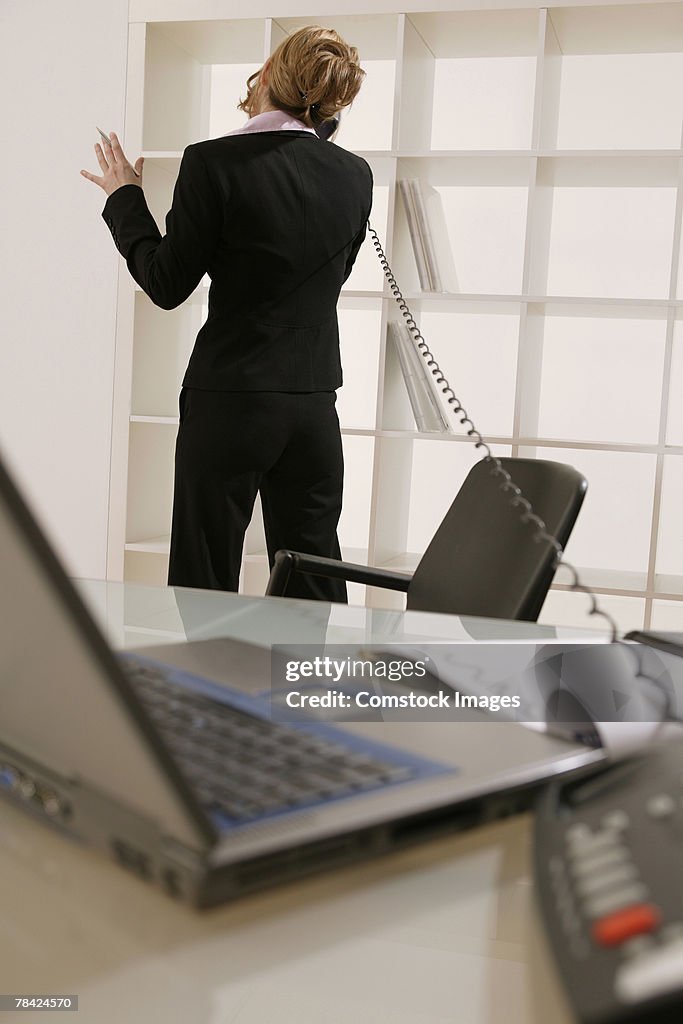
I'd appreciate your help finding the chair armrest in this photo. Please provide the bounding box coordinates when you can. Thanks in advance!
[266,549,412,597]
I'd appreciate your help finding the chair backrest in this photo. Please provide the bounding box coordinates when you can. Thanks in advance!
[407,457,587,622]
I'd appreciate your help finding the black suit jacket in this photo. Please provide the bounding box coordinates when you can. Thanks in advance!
[102,131,373,391]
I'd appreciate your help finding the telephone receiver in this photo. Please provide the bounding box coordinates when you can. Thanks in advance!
[313,113,340,142]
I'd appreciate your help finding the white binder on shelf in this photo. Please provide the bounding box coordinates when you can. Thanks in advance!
[398,178,458,294]
[388,321,453,434]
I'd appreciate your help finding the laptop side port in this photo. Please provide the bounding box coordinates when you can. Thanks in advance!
[0,761,71,820]
[111,838,152,880]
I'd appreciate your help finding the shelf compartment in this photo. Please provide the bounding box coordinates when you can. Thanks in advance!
[533,311,666,446]
[518,445,657,578]
[546,52,683,152]
[393,156,530,296]
[382,301,520,438]
[125,421,176,545]
[424,306,519,438]
[131,293,202,417]
[542,5,683,151]
[139,156,178,229]
[338,435,375,553]
[142,20,266,150]
[208,61,263,139]
[337,306,382,431]
[400,10,538,152]
[345,156,393,294]
[530,155,678,300]
[273,14,399,153]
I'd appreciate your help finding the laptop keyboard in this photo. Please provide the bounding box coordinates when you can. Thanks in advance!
[123,660,418,825]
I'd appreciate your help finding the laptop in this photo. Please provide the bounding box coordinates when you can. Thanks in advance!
[0,451,605,908]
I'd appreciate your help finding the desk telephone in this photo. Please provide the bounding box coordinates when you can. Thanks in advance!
[534,679,683,1024]
[313,110,683,1022]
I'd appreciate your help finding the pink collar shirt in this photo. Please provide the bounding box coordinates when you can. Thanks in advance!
[227,110,317,136]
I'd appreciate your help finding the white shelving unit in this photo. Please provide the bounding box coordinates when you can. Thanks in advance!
[108,2,683,632]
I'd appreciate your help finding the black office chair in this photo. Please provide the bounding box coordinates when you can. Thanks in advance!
[265,457,587,622]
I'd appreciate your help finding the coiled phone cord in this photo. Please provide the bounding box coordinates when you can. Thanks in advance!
[367,221,620,643]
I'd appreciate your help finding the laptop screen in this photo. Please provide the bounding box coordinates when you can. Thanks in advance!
[0,453,210,848]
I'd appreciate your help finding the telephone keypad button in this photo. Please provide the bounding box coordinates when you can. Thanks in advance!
[575,863,639,899]
[646,794,676,819]
[566,831,621,857]
[585,884,649,920]
[592,903,660,948]
[602,810,630,831]
[569,846,629,878]
[565,823,591,844]
[614,936,683,1004]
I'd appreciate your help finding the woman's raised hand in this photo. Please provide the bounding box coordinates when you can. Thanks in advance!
[80,131,144,196]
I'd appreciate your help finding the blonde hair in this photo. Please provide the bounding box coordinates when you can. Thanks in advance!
[238,26,365,128]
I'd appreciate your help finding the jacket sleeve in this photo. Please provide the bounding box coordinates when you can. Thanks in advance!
[101,145,223,310]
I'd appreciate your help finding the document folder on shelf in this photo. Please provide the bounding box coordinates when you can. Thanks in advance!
[397,178,458,294]
[388,321,453,434]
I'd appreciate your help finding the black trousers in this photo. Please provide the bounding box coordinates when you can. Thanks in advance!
[167,388,347,602]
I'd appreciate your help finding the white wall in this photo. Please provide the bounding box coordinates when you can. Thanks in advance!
[0,0,129,577]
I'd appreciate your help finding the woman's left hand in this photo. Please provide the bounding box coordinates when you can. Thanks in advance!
[80,131,144,196]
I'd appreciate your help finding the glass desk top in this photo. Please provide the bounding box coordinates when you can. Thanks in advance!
[72,578,606,652]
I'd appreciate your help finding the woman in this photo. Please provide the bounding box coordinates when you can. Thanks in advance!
[82,26,372,602]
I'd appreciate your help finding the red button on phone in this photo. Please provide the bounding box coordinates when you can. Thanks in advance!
[592,904,661,947]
